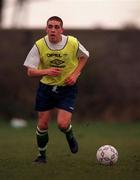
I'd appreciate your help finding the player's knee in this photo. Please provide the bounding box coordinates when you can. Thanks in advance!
[58,122,69,132]
[37,121,48,130]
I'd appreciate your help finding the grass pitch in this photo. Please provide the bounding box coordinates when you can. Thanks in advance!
[0,119,140,180]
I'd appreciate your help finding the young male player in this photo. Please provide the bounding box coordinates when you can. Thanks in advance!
[24,16,89,163]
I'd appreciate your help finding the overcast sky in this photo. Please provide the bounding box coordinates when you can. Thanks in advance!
[2,0,140,29]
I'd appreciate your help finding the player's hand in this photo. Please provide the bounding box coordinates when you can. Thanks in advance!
[46,67,61,76]
[65,73,80,85]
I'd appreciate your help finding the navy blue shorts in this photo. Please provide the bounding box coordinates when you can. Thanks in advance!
[35,82,78,113]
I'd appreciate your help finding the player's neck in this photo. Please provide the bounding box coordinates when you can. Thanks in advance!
[48,35,62,44]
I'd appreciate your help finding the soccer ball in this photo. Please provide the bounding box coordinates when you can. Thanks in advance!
[96,145,118,165]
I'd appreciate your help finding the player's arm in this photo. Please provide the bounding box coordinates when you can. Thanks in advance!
[27,67,61,77]
[65,41,89,85]
[65,56,88,85]
[23,45,61,77]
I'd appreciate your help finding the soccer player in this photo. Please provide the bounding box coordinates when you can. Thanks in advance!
[24,16,89,164]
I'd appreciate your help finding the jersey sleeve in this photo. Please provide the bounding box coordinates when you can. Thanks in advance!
[23,45,40,69]
[77,41,89,59]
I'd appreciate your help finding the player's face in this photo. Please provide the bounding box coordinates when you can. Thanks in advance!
[46,20,64,43]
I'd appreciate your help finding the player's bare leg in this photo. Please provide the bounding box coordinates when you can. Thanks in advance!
[57,109,78,153]
[34,111,51,164]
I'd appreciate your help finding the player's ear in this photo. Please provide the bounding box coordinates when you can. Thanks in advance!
[61,28,64,33]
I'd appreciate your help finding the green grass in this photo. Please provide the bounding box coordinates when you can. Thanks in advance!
[0,119,140,180]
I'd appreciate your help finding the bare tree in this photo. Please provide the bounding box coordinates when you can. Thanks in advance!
[12,0,28,28]
[0,0,3,27]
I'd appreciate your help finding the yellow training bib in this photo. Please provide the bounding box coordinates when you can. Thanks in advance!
[36,35,79,86]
